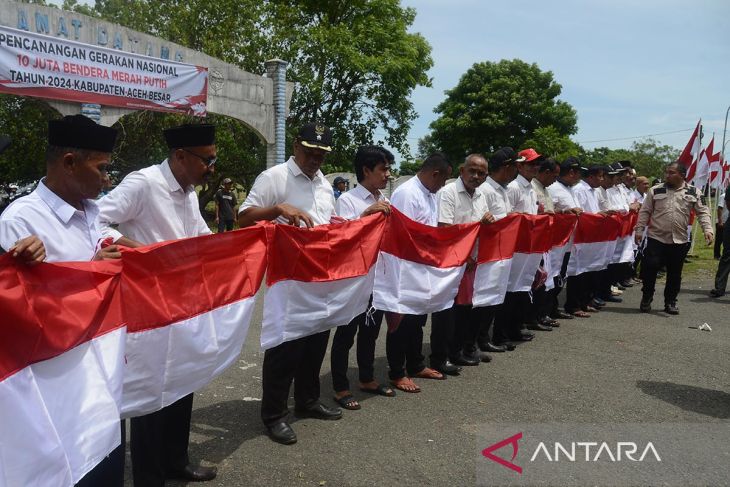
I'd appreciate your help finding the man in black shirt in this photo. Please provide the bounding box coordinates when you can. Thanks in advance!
[215,178,237,232]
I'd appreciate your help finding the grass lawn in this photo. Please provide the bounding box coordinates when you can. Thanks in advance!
[683,224,720,281]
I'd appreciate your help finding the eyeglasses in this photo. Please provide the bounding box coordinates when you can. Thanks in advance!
[181,148,217,167]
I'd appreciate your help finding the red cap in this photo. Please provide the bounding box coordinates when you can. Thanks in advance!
[518,148,542,163]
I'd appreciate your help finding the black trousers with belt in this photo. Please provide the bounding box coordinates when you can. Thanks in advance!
[386,314,426,380]
[330,308,383,392]
[130,394,194,487]
[640,237,690,305]
[261,330,331,426]
[714,222,730,292]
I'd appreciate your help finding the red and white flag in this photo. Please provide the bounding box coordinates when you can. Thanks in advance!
[372,208,478,314]
[0,257,125,487]
[262,214,387,350]
[567,213,637,276]
[542,214,580,290]
[473,214,576,306]
[0,227,267,486]
[120,227,267,416]
[680,120,702,180]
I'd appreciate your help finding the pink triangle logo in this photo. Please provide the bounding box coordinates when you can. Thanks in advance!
[481,432,523,474]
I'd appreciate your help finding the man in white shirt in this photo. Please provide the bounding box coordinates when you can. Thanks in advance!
[1,115,124,487]
[547,158,585,319]
[505,148,554,334]
[388,152,452,392]
[98,123,218,485]
[238,123,344,445]
[531,158,564,327]
[431,154,495,369]
[478,148,529,348]
[330,145,392,410]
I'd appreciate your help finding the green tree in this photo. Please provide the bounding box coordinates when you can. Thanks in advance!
[428,59,578,163]
[82,0,433,170]
[0,95,59,185]
[397,160,421,176]
[583,138,678,179]
[522,126,583,161]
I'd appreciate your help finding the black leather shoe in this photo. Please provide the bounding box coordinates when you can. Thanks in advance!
[434,361,462,375]
[493,341,517,351]
[295,402,343,420]
[709,289,725,298]
[481,342,507,353]
[664,303,679,315]
[476,350,492,363]
[527,322,552,331]
[639,298,652,313]
[550,311,573,320]
[619,279,634,288]
[591,298,606,308]
[266,421,297,445]
[540,317,559,327]
[168,464,218,482]
[451,353,479,366]
[509,333,534,342]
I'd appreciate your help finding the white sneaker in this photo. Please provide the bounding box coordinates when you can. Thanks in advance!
[610,286,623,296]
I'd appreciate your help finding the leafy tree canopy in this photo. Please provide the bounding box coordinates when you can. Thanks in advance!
[428,59,578,163]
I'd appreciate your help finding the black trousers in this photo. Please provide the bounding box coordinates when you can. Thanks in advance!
[430,308,456,366]
[75,422,125,487]
[476,305,498,349]
[640,237,690,305]
[261,330,330,426]
[714,223,724,259]
[130,394,194,487]
[330,308,383,392]
[493,292,529,344]
[714,223,730,292]
[565,272,594,312]
[386,314,426,380]
[217,219,234,233]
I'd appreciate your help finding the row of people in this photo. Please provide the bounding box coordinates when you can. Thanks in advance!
[0,117,714,486]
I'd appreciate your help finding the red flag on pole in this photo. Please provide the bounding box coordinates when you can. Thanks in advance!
[679,120,702,179]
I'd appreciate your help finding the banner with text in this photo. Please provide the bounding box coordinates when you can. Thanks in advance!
[0,25,208,115]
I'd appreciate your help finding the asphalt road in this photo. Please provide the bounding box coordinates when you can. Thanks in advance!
[123,279,729,487]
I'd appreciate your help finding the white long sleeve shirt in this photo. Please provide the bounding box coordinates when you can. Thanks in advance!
[98,159,211,245]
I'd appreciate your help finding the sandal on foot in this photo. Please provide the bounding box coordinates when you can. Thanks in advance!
[413,367,446,380]
[333,394,361,410]
[390,378,421,393]
[571,310,591,318]
[360,384,396,397]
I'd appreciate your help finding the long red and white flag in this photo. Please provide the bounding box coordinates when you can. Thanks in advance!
[472,214,576,306]
[0,256,125,487]
[372,208,479,314]
[0,226,267,486]
[567,212,637,276]
[262,214,386,350]
[120,227,267,416]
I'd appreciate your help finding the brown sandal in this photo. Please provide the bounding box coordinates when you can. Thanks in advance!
[390,377,421,393]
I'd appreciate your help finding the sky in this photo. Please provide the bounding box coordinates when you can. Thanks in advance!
[398,0,730,156]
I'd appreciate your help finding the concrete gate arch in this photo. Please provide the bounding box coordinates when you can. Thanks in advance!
[0,0,292,167]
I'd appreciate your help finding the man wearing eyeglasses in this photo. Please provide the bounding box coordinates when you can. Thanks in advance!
[98,123,218,486]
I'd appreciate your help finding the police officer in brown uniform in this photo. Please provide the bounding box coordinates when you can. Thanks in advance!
[635,162,713,315]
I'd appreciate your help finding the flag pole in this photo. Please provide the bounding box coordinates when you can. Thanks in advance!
[689,122,704,256]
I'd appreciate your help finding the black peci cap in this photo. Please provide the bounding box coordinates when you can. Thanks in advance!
[164,124,216,149]
[297,122,333,152]
[560,156,586,172]
[48,115,118,152]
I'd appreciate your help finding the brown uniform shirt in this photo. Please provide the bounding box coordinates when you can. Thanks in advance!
[636,183,712,244]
